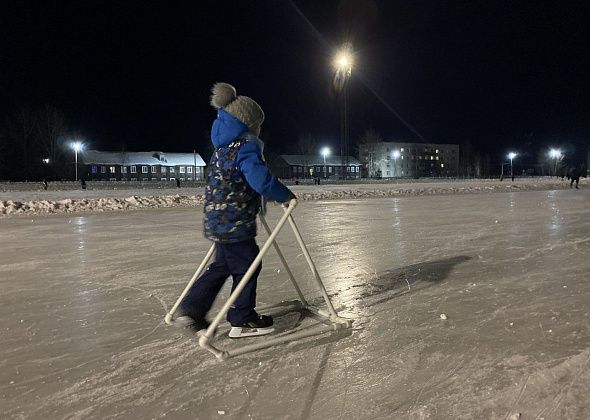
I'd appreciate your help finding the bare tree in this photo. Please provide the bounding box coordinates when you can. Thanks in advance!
[358,128,383,145]
[3,107,37,179]
[36,105,68,164]
[295,133,317,179]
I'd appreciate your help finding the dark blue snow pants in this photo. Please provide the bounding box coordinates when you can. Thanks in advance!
[181,238,261,325]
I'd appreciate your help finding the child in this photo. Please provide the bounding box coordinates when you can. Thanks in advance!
[178,83,295,338]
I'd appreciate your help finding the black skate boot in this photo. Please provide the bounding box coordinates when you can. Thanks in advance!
[174,310,211,334]
[228,315,274,338]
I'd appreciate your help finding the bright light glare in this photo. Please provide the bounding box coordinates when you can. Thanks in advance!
[549,148,562,159]
[321,147,331,157]
[71,141,83,152]
[42,158,50,164]
[334,53,352,71]
[508,152,517,160]
[392,150,401,159]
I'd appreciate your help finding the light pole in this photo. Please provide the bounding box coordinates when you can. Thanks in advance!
[321,147,330,179]
[508,152,517,181]
[333,43,353,180]
[71,141,84,181]
[549,149,562,178]
[392,150,400,178]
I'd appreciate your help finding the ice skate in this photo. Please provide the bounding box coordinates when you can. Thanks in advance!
[228,315,274,338]
[174,311,211,334]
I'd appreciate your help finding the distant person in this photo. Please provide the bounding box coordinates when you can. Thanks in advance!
[177,82,295,338]
[317,177,321,185]
[176,178,181,188]
[567,166,582,189]
[80,179,86,190]
[42,179,48,191]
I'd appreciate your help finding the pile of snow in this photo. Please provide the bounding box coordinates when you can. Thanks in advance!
[0,178,583,218]
[0,194,203,217]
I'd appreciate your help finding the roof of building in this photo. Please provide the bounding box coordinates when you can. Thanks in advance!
[280,155,361,166]
[361,141,459,148]
[81,150,206,166]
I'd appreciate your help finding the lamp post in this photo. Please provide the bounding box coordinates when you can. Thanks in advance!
[508,152,517,182]
[71,141,83,181]
[321,147,330,179]
[549,149,562,178]
[392,150,400,178]
[333,43,353,180]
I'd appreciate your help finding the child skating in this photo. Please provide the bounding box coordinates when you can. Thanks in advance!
[177,82,295,338]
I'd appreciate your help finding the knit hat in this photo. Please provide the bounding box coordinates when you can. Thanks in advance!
[210,82,265,128]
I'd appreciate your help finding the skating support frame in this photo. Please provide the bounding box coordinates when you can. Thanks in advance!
[164,199,352,360]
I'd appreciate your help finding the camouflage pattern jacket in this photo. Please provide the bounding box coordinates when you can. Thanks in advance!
[203,110,290,243]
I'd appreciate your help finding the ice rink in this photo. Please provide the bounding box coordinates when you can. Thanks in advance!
[1,188,589,419]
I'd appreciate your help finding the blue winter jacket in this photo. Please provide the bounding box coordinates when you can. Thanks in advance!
[204,110,290,243]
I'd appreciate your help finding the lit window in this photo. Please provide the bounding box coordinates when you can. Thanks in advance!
[187,166,193,173]
[441,163,445,168]
[121,166,127,173]
[401,148,404,152]
[180,166,186,174]
[401,155,404,160]
[161,167,167,174]
[161,177,167,181]
[130,166,137,174]
[436,149,439,153]
[109,166,116,174]
[142,166,148,173]
[170,167,175,174]
[91,166,97,174]
[151,178,157,181]
[430,156,434,160]
[436,156,439,160]
[151,166,157,173]
[329,167,333,173]
[101,166,106,173]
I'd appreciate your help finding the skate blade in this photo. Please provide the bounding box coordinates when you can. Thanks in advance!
[228,326,275,338]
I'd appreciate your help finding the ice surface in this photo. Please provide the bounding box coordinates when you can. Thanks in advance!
[1,188,589,419]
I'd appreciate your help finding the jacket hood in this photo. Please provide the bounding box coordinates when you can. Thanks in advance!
[211,109,249,148]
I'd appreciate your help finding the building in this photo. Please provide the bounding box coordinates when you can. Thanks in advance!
[80,150,207,181]
[359,142,460,178]
[269,155,362,179]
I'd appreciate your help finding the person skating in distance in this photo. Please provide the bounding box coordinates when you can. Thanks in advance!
[177,82,296,338]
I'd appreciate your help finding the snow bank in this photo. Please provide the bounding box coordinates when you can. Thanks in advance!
[0,178,582,218]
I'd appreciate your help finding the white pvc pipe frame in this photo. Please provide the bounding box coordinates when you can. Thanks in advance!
[164,199,352,360]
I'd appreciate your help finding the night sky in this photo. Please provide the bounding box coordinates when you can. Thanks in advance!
[2,1,589,162]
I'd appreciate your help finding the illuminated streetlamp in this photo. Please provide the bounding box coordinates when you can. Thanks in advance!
[333,43,353,179]
[548,148,562,178]
[321,147,331,179]
[71,141,84,181]
[507,152,517,181]
[392,150,400,177]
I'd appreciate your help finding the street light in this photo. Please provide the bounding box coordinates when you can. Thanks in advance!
[548,148,562,178]
[71,141,84,181]
[321,147,331,179]
[392,150,401,178]
[333,43,353,179]
[507,152,517,181]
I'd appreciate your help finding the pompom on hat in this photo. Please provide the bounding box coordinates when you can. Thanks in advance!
[210,82,265,128]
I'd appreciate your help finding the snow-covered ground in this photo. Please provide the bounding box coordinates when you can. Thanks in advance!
[0,177,584,217]
[1,189,589,419]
